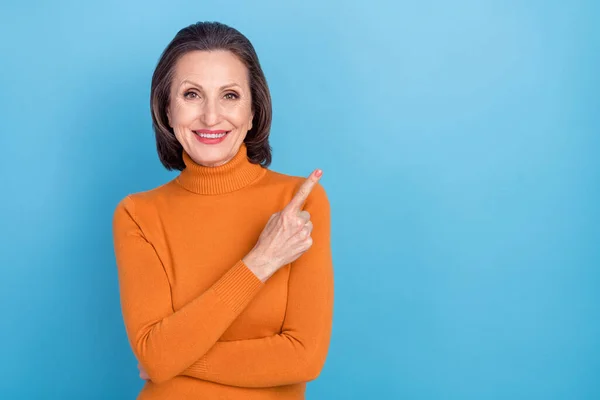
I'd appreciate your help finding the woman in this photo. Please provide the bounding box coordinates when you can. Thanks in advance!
[112,21,334,399]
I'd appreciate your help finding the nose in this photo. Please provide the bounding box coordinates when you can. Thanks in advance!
[200,97,220,127]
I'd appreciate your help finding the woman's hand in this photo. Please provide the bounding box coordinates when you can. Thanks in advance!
[138,362,150,381]
[243,169,322,282]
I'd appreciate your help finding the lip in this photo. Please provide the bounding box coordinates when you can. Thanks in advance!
[193,129,230,145]
[194,129,229,134]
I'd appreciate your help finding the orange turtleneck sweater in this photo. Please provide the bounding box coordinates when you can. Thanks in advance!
[112,143,334,399]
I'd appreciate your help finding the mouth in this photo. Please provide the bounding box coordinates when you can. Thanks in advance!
[193,130,230,139]
[192,130,231,144]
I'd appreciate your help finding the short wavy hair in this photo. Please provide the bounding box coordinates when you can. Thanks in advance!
[150,21,272,170]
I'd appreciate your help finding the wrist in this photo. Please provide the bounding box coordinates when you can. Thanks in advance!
[243,251,275,282]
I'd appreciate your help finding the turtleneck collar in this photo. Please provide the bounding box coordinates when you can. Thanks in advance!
[176,143,266,195]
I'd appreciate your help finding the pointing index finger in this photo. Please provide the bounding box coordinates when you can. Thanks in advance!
[284,169,322,213]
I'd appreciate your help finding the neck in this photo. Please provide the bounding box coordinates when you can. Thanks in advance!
[176,143,266,195]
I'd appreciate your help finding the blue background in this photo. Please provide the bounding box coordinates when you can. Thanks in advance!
[1,0,598,398]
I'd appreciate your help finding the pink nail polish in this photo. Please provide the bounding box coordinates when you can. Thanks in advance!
[315,169,322,177]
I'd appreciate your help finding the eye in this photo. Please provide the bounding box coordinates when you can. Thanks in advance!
[184,91,199,99]
[224,92,239,100]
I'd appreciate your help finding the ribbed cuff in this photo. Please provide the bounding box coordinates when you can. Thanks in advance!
[212,260,263,314]
[186,356,209,375]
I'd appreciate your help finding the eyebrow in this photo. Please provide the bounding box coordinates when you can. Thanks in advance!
[179,80,242,91]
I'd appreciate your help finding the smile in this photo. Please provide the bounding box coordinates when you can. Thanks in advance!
[192,130,230,144]
[196,132,228,138]
[193,130,230,138]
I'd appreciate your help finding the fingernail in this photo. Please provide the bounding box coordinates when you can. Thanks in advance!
[315,169,322,177]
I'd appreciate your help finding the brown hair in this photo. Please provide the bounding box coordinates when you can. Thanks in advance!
[150,21,272,170]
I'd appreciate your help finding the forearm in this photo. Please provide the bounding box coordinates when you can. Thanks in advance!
[181,329,330,387]
[114,196,265,384]
[130,261,263,384]
[179,181,335,388]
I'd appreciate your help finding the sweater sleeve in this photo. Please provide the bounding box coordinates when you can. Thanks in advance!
[180,183,334,387]
[112,195,264,384]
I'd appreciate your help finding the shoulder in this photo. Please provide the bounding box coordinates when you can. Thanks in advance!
[112,180,177,223]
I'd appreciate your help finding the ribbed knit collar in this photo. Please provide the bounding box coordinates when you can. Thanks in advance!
[176,143,265,195]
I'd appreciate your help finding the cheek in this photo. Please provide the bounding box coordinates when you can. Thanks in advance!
[170,101,199,125]
[226,103,253,127]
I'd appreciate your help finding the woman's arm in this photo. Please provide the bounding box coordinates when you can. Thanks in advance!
[179,183,334,387]
[112,195,264,384]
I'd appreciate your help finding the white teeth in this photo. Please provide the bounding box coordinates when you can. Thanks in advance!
[196,132,227,138]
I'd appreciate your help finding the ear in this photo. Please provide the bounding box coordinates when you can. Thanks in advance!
[248,112,254,131]
[166,107,172,127]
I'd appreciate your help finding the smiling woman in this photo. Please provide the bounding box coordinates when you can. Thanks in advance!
[112,21,334,400]
[166,50,254,166]
[150,22,272,171]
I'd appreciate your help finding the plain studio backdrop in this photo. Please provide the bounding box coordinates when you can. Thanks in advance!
[0,1,598,399]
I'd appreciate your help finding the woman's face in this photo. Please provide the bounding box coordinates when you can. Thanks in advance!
[167,50,253,167]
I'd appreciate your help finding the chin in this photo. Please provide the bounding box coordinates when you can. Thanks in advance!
[177,129,244,167]
[189,144,236,167]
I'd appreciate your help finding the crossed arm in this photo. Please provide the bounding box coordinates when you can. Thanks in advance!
[113,183,333,387]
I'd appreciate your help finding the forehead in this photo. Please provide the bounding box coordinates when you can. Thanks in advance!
[172,50,249,86]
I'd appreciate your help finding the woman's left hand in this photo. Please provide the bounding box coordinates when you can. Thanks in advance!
[138,362,150,380]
